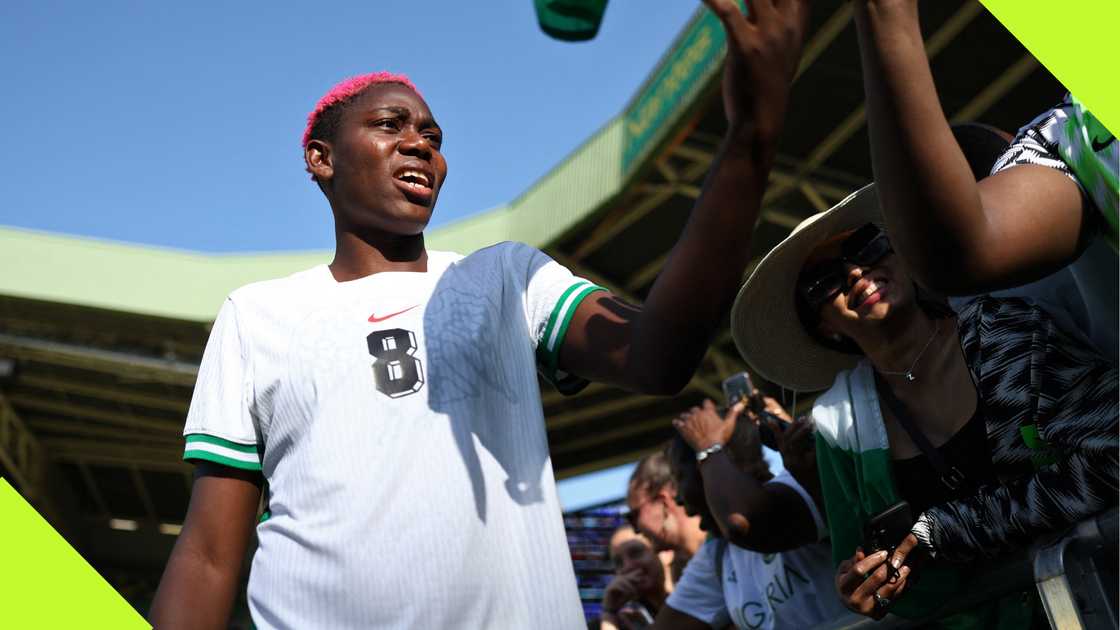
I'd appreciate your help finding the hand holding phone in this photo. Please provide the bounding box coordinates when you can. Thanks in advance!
[863,501,913,556]
[721,372,753,408]
[721,372,791,450]
[863,501,916,585]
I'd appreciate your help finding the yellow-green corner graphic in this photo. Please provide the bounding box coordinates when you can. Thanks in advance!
[980,0,1118,135]
[0,479,149,629]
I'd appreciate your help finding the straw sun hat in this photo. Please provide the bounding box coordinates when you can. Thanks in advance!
[732,123,1012,392]
[731,184,883,392]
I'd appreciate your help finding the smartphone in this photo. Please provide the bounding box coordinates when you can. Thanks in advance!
[722,372,782,450]
[721,372,753,408]
[863,501,914,555]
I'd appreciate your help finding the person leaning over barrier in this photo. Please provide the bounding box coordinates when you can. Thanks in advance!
[148,1,814,627]
[850,0,1118,358]
[730,184,1119,626]
[640,398,844,630]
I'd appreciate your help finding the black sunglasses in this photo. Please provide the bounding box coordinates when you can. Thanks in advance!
[798,223,893,311]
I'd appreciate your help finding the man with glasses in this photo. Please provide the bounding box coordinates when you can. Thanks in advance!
[625,453,707,582]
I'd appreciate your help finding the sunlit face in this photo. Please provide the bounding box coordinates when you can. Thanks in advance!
[798,225,917,342]
[310,83,447,236]
[608,527,666,597]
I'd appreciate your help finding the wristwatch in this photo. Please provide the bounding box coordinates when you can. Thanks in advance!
[695,442,724,463]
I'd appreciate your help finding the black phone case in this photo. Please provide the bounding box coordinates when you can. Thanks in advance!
[863,501,913,554]
[721,372,753,406]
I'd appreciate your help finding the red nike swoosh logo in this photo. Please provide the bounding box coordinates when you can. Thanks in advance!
[368,305,419,323]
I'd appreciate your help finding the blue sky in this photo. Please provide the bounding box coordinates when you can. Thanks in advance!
[0,0,699,252]
[1,0,733,509]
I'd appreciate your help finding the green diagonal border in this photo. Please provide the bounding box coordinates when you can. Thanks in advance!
[980,0,1118,135]
[0,479,149,628]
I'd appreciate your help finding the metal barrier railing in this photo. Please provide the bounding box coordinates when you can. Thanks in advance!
[812,508,1118,630]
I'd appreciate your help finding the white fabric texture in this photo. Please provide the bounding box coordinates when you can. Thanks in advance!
[183,242,601,630]
[665,471,844,629]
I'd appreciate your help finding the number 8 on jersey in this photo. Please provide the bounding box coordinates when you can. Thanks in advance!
[367,328,425,398]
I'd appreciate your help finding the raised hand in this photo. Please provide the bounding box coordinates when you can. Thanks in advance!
[673,399,744,452]
[702,0,812,141]
[600,569,644,629]
[758,394,793,424]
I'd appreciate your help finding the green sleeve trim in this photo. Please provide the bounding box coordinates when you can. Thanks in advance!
[183,450,263,472]
[185,433,258,453]
[538,282,587,366]
[183,433,263,471]
[537,282,607,372]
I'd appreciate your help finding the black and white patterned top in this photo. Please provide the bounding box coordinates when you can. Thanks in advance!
[991,98,1079,179]
[912,297,1119,562]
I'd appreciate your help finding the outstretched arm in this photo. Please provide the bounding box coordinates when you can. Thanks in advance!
[914,385,1118,562]
[915,447,1118,563]
[852,0,1090,295]
[674,400,818,553]
[560,0,811,395]
[149,464,263,629]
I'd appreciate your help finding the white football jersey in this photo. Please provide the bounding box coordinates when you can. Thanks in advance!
[182,242,603,629]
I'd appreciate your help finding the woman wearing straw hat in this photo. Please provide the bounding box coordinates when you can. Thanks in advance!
[729,183,1118,625]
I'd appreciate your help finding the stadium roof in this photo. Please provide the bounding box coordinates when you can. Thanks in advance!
[0,0,1065,584]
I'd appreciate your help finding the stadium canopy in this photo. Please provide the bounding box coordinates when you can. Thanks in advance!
[0,0,1064,584]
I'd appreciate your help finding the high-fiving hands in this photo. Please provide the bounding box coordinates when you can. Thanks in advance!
[702,0,812,141]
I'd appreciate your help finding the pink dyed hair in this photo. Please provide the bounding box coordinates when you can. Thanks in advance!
[301,71,421,148]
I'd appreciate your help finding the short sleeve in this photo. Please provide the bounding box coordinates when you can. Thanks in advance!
[665,539,730,628]
[767,469,828,542]
[182,298,262,472]
[510,243,606,394]
[990,97,1079,183]
[991,95,1118,249]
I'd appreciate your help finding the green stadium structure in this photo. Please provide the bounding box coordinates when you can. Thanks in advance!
[0,0,1065,610]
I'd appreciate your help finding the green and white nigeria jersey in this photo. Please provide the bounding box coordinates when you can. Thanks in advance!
[992,93,1118,250]
[988,95,1119,358]
[182,242,603,630]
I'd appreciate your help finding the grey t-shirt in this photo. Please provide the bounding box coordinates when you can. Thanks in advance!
[665,471,845,629]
